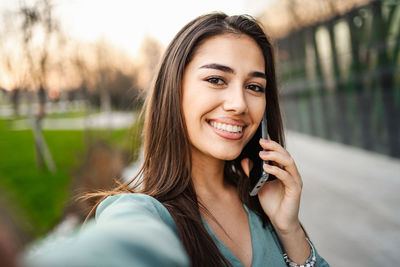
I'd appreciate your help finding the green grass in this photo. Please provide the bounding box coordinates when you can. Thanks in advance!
[0,118,139,237]
[44,111,88,119]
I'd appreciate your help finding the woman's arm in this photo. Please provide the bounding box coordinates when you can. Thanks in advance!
[21,194,189,267]
[274,223,310,264]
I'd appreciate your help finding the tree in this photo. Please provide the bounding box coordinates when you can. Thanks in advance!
[16,0,61,171]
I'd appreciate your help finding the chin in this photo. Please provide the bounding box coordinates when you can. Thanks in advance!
[213,150,242,161]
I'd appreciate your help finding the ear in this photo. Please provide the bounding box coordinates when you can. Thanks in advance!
[240,158,253,178]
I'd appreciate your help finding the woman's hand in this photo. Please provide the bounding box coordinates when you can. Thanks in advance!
[242,138,311,264]
[241,138,303,234]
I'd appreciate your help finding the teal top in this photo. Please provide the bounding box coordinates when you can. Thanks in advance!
[22,193,329,267]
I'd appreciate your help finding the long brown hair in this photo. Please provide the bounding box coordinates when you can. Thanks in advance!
[86,12,285,267]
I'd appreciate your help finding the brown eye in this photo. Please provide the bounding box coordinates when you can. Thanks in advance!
[206,77,225,85]
[247,84,265,93]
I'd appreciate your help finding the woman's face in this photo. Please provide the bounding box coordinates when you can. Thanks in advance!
[182,33,266,162]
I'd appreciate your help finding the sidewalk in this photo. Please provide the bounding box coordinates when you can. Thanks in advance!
[11,111,136,130]
[286,131,400,267]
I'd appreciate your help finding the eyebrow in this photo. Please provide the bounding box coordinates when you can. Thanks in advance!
[199,63,266,80]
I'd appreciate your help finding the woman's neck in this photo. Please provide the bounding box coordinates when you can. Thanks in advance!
[190,148,234,201]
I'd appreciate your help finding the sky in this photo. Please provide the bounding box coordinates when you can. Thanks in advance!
[0,0,276,57]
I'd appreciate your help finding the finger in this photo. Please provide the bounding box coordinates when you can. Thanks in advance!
[259,138,289,156]
[263,163,299,189]
[259,150,299,175]
[259,151,292,168]
[259,138,295,171]
[240,158,253,178]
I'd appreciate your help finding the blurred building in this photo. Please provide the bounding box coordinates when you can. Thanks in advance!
[259,0,400,158]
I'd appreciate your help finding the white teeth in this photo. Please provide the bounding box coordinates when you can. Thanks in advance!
[210,121,243,133]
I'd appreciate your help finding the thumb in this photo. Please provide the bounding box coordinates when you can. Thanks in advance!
[240,158,253,178]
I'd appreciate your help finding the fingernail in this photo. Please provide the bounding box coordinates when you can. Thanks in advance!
[259,151,269,156]
[259,138,268,143]
[263,163,271,168]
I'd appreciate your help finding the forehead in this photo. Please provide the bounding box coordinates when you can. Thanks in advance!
[189,33,265,70]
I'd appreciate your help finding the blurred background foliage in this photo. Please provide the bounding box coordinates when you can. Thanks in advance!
[0,0,158,240]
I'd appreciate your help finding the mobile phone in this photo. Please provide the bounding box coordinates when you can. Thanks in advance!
[249,111,271,196]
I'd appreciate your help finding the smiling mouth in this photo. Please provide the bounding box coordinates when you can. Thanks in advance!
[209,121,244,133]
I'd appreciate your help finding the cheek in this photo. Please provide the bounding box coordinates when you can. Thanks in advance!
[181,84,196,124]
[251,98,266,123]
[182,88,208,138]
[246,98,265,137]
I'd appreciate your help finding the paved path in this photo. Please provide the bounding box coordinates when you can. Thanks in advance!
[286,131,400,267]
[11,111,136,130]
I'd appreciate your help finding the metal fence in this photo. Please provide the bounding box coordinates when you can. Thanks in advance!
[277,0,400,158]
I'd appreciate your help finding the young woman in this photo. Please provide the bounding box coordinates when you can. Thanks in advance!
[23,12,329,267]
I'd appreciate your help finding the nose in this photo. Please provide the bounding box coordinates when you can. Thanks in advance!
[222,83,248,114]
